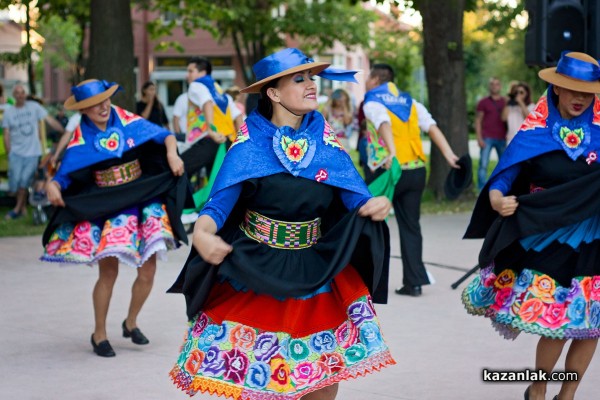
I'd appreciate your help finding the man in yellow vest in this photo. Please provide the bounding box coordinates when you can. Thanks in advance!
[181,57,244,177]
[363,64,459,297]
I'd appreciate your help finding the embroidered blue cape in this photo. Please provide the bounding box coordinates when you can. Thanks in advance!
[206,109,371,201]
[53,106,171,189]
[364,82,413,122]
[486,85,600,186]
[195,75,229,114]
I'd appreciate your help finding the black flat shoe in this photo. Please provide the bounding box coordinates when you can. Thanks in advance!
[122,320,149,345]
[91,334,116,357]
[395,285,422,297]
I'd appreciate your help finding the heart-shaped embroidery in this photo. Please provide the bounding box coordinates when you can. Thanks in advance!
[272,126,316,176]
[94,128,124,157]
[552,122,590,160]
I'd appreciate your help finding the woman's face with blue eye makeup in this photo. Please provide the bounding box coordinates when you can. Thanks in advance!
[268,70,319,115]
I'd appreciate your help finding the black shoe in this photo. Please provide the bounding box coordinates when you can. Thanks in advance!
[395,285,422,296]
[122,320,149,345]
[91,334,116,357]
[524,386,530,400]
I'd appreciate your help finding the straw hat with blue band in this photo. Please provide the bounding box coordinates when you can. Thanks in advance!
[64,79,123,110]
[241,48,359,94]
[538,51,600,94]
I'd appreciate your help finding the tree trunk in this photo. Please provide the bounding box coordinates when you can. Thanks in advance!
[420,0,469,199]
[25,2,35,96]
[85,0,135,111]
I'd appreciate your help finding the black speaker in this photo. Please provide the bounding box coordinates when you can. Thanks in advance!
[587,0,600,58]
[525,0,586,66]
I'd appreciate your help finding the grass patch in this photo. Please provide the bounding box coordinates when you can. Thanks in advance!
[0,206,47,237]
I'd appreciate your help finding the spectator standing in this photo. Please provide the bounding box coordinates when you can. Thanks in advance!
[475,77,507,189]
[322,88,356,150]
[225,85,246,118]
[136,81,169,129]
[2,84,64,219]
[502,81,535,144]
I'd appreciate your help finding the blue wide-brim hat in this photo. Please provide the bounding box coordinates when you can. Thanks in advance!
[241,48,329,94]
[538,51,600,94]
[242,48,358,94]
[64,79,122,110]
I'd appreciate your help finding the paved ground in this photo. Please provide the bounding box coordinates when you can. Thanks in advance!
[1,213,597,400]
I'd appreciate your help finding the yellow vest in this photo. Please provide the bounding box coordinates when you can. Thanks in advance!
[389,103,427,164]
[186,83,237,144]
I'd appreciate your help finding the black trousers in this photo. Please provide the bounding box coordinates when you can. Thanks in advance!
[391,167,430,287]
[181,138,220,177]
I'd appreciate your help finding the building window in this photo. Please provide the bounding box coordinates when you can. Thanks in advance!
[161,11,182,25]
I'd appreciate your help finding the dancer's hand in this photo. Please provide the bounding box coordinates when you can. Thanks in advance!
[167,152,184,176]
[358,196,392,221]
[46,180,65,207]
[208,131,227,144]
[193,230,233,265]
[490,189,518,217]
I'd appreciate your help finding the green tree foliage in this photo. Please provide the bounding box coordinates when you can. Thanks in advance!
[143,0,376,85]
[369,24,423,102]
[36,14,82,85]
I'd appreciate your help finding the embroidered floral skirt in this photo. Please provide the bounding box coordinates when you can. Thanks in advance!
[41,201,177,268]
[462,264,600,340]
[170,266,395,399]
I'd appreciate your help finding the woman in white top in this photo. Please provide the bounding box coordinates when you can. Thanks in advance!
[502,81,535,144]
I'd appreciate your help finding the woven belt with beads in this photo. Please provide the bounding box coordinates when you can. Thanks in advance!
[94,159,142,187]
[400,159,426,170]
[241,210,321,249]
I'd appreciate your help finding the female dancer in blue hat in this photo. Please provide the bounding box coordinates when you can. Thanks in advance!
[462,52,600,400]
[42,79,192,357]
[168,48,395,399]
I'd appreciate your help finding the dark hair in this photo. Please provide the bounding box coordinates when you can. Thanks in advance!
[370,63,395,83]
[257,78,281,120]
[141,80,155,95]
[188,56,212,75]
[515,82,532,105]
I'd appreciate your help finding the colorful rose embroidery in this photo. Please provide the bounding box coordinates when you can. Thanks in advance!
[245,361,270,389]
[171,294,393,397]
[184,349,204,375]
[230,324,257,351]
[280,136,308,162]
[267,356,293,393]
[323,121,344,150]
[593,96,600,126]
[463,267,600,340]
[99,132,120,152]
[520,95,548,131]
[529,274,556,303]
[559,126,584,149]
[230,123,250,149]
[222,348,249,384]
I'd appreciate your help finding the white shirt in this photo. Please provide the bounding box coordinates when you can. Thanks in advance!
[363,100,436,133]
[172,93,188,134]
[188,81,242,121]
[65,113,81,132]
